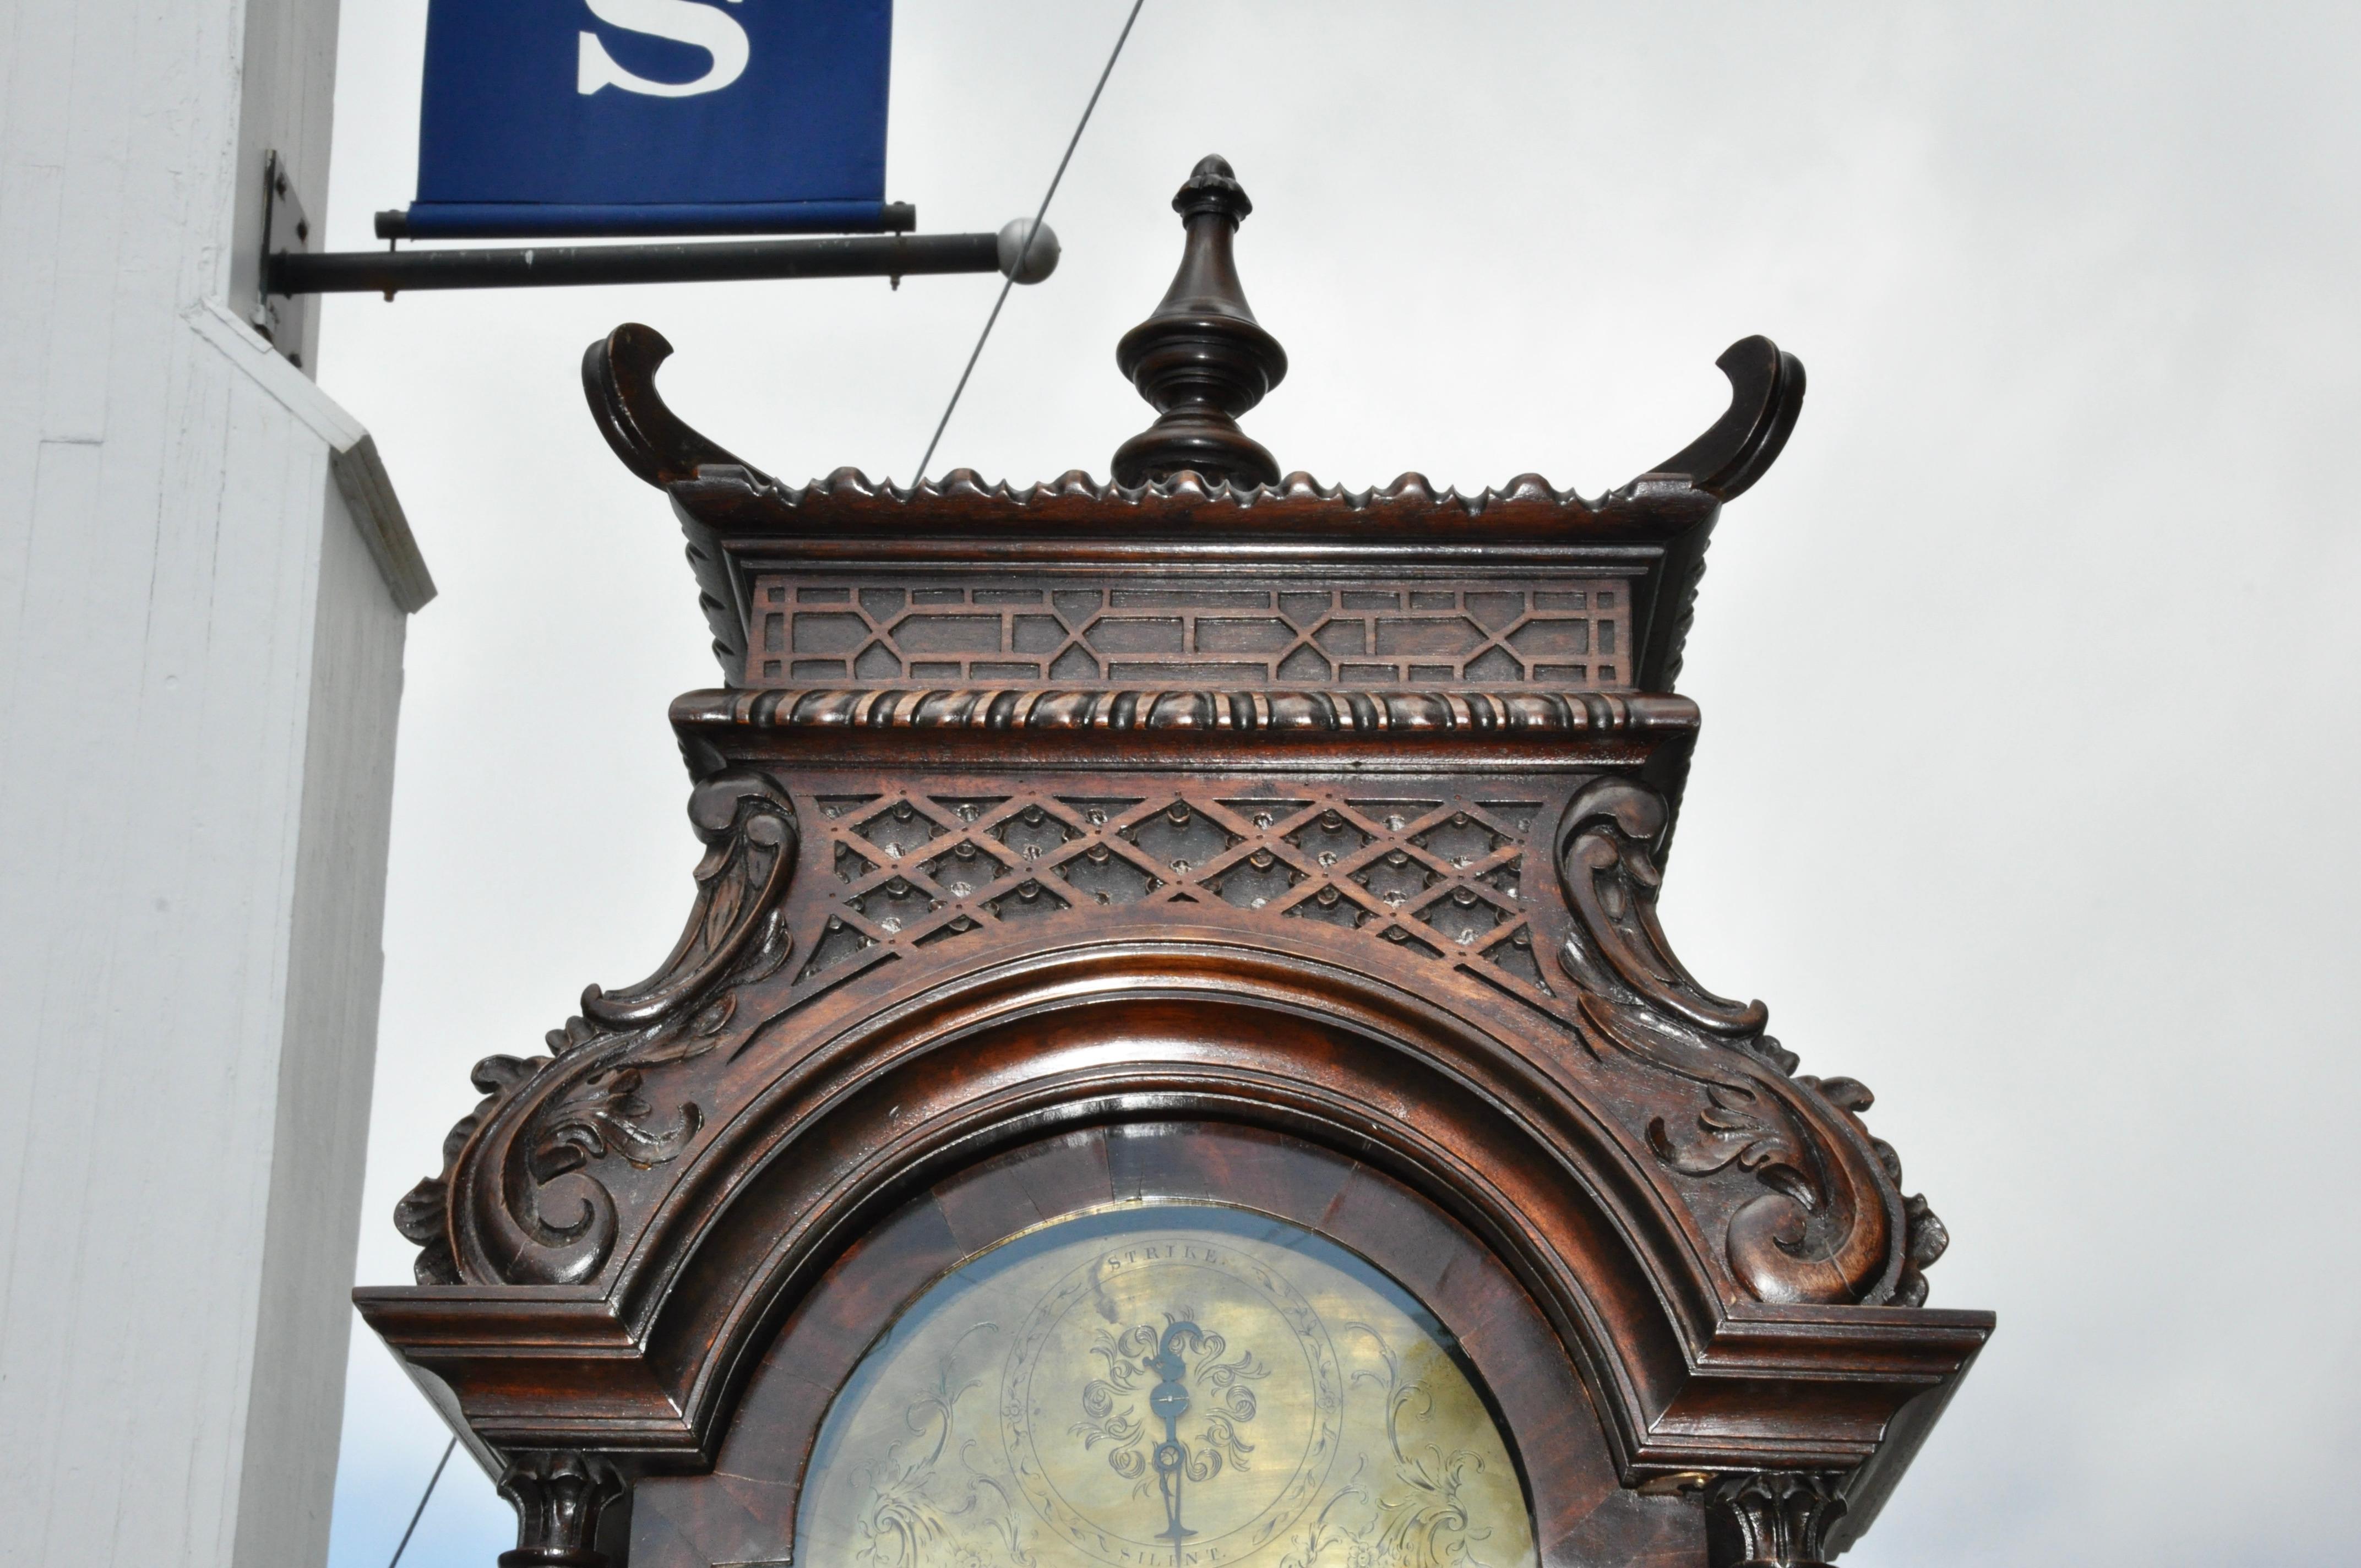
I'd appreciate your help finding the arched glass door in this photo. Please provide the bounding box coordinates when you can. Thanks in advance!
[794,1203,1538,1568]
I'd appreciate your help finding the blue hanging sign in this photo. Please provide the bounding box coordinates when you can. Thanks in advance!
[403,0,895,239]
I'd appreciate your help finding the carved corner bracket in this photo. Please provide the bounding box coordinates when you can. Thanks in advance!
[1704,1472,1847,1568]
[497,1451,629,1568]
[396,770,799,1286]
[1554,778,1948,1306]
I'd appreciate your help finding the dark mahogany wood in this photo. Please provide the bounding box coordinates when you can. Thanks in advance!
[1112,154,1289,488]
[355,155,1988,1568]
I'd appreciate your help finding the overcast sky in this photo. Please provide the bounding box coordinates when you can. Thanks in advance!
[318,4,2361,1564]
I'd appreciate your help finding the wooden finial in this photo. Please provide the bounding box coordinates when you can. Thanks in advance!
[1111,155,1290,489]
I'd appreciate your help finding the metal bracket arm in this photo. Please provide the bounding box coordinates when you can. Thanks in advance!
[265,227,1057,297]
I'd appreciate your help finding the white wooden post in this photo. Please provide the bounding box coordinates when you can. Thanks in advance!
[0,1,429,1564]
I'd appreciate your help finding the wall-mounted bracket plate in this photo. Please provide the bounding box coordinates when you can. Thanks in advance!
[253,150,313,368]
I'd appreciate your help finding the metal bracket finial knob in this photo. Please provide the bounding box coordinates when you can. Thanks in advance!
[1110,155,1289,489]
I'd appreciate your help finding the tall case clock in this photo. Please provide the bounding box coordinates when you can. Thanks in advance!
[357,155,1991,1568]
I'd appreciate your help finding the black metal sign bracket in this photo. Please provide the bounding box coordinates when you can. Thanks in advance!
[264,219,1059,300]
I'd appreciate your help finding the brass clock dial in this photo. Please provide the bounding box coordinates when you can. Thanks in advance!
[795,1206,1537,1568]
[1004,1234,1344,1564]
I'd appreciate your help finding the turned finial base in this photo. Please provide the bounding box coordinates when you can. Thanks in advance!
[1111,155,1289,489]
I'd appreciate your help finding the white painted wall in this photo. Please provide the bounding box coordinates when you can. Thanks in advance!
[0,0,427,1564]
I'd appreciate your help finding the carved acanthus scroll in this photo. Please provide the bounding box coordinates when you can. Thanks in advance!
[398,770,799,1286]
[1555,780,1946,1306]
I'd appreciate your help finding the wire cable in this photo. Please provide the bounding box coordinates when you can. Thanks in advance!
[385,1434,459,1568]
[914,0,1146,481]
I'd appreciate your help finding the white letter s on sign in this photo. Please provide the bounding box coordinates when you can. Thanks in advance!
[578,0,749,98]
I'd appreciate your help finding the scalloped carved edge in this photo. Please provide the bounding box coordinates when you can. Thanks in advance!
[399,771,800,1286]
[708,461,1623,516]
[676,686,1701,736]
[1553,779,1946,1307]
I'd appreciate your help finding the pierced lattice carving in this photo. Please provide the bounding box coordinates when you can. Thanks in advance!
[786,787,1550,1000]
[743,578,1633,690]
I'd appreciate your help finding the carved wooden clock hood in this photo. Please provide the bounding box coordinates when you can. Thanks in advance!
[357,156,1992,1568]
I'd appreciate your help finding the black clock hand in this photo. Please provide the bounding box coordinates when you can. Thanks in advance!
[1148,1321,1199,1561]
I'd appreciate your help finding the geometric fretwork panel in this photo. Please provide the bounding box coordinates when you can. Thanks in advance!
[743,576,1633,690]
[792,786,1551,999]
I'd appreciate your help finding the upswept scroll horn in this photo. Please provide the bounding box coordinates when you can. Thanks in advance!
[1640,335,1805,499]
[583,322,765,489]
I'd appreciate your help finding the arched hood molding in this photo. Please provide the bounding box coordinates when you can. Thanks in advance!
[359,937,1986,1490]
[622,943,1699,1476]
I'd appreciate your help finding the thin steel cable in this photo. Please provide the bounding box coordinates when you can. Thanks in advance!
[385,1434,459,1568]
[914,0,1146,482]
